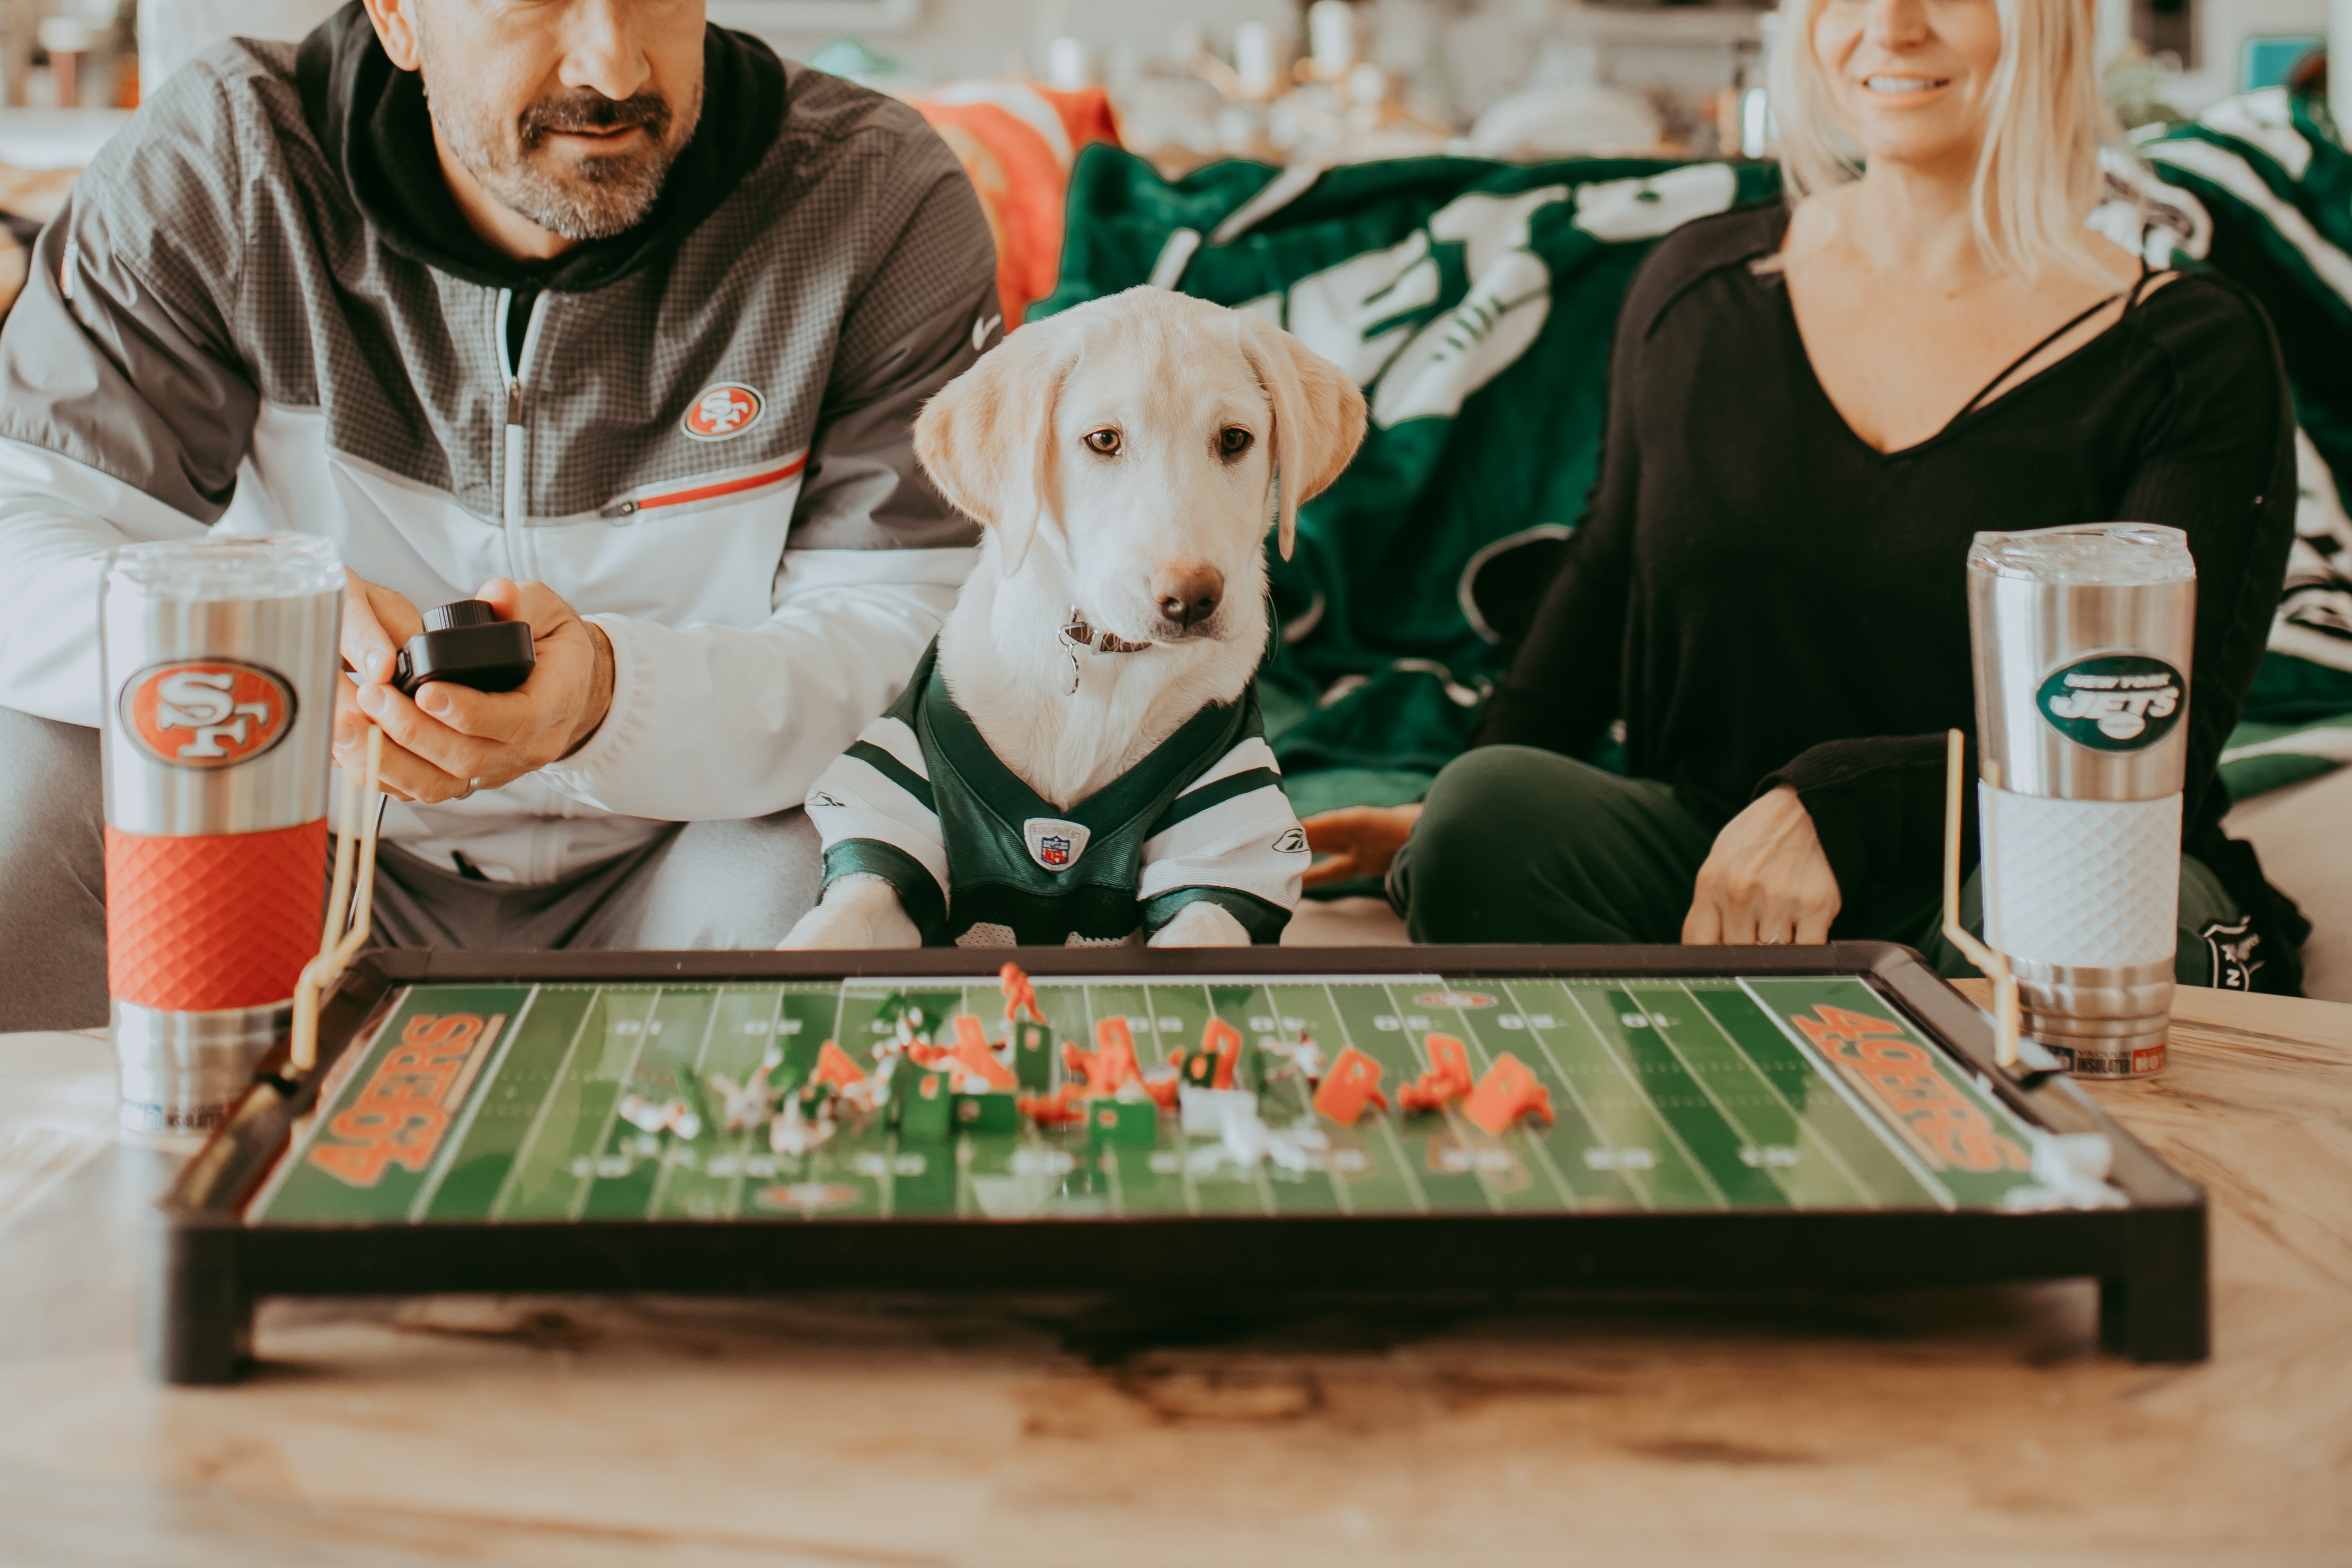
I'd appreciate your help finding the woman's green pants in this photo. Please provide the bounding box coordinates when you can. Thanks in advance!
[1390,746,2248,986]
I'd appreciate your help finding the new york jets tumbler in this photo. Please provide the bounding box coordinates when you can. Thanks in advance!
[1968,524,2196,1077]
[101,536,342,1132]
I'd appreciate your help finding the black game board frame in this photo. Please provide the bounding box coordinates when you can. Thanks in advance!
[146,944,2208,1383]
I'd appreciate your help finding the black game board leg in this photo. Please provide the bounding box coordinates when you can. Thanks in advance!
[2099,1206,2209,1363]
[145,1219,251,1385]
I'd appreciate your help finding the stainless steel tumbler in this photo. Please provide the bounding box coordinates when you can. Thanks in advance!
[100,536,342,1132]
[1968,524,2196,1077]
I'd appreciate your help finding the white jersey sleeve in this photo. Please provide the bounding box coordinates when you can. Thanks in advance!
[1136,734,1308,942]
[801,705,953,935]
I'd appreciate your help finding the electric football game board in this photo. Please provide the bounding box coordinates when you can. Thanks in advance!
[150,945,2207,1383]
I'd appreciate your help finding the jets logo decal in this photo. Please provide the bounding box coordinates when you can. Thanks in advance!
[1273,827,1308,854]
[1023,817,1090,871]
[2036,653,2185,751]
[119,659,296,770]
[683,383,764,441]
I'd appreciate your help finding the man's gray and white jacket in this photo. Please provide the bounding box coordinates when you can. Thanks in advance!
[0,43,997,883]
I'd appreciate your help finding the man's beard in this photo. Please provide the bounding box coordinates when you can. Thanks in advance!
[423,61,702,242]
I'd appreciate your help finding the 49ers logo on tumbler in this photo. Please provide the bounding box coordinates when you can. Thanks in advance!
[683,383,763,441]
[120,659,296,770]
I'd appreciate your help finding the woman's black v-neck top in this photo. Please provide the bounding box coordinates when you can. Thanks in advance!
[1479,200,2298,907]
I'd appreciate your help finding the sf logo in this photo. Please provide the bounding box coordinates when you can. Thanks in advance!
[683,383,763,440]
[120,660,296,769]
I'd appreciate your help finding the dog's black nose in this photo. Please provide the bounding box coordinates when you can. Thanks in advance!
[1153,564,1225,630]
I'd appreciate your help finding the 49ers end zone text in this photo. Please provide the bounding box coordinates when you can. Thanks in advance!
[307,1012,506,1187]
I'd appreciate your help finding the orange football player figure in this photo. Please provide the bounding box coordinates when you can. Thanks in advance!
[1398,1033,1474,1113]
[1000,961,1045,1025]
[1064,1016,1142,1095]
[1312,1047,1389,1126]
[809,1040,868,1091]
[1461,1053,1554,1136]
[947,1014,1019,1090]
[1178,1016,1243,1091]
[1018,1083,1089,1126]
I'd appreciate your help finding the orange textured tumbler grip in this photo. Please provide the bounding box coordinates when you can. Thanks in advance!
[105,820,328,1013]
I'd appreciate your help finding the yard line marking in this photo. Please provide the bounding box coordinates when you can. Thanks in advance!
[409,986,538,1220]
[1323,981,1426,1213]
[717,987,788,1219]
[1678,980,1884,1209]
[646,985,728,1220]
[489,984,606,1220]
[1264,982,1354,1215]
[1243,985,1280,1216]
[1507,979,1651,1211]
[1455,984,1579,1210]
[1632,985,1801,1208]
[1384,981,1502,1214]
[1561,984,1728,1210]
[568,987,664,1221]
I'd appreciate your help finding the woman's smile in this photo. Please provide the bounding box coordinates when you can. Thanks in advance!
[1861,72,1955,100]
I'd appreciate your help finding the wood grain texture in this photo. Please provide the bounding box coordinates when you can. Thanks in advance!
[0,990,2347,1568]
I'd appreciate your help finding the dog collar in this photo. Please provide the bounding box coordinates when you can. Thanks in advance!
[1059,609,1151,694]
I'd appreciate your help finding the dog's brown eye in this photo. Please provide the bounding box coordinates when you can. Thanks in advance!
[1084,429,1121,455]
[1219,427,1254,458]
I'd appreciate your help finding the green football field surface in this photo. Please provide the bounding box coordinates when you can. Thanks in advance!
[247,973,2049,1226]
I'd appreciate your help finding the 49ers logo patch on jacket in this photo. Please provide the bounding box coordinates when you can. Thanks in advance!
[683,384,764,440]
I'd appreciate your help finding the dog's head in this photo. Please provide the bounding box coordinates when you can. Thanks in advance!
[914,287,1366,646]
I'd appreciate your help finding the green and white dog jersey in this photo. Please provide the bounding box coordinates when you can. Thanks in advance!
[807,644,1307,945]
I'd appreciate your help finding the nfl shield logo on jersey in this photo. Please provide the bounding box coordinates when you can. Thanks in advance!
[1023,817,1091,872]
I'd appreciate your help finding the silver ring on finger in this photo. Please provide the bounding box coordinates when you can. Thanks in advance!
[1762,936,1785,945]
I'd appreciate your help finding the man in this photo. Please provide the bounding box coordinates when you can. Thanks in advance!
[0,0,998,1029]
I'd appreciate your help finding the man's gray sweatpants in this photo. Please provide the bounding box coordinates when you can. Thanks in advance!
[0,705,823,1032]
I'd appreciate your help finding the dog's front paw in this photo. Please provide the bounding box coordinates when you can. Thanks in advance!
[1147,900,1254,947]
[779,875,922,949]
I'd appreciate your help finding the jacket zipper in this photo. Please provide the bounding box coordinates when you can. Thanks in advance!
[494,290,551,581]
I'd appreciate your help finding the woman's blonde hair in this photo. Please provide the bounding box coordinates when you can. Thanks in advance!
[1768,0,2124,280]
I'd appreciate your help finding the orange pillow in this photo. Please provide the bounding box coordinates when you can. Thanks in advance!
[914,82,1120,329]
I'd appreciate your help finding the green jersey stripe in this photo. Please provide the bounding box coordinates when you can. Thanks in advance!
[845,740,935,812]
[824,839,949,939]
[1150,767,1284,832]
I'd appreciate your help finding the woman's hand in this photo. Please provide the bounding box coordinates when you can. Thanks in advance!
[1682,786,1841,945]
[1301,803,1423,890]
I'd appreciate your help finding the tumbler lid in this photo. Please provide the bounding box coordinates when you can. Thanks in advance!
[1967,524,2194,585]
[105,535,343,600]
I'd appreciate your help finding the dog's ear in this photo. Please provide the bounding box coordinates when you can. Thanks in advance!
[1235,313,1367,561]
[914,320,1075,575]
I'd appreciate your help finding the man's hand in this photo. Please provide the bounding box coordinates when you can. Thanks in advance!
[335,575,615,804]
[1682,785,1840,946]
[334,571,425,792]
[1301,803,1422,889]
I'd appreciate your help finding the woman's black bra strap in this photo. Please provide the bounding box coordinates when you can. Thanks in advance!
[1953,288,2129,422]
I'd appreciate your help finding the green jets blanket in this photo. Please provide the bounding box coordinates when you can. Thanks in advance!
[1038,129,2352,820]
[2134,90,2352,798]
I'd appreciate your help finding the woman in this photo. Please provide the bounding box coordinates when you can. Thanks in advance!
[1306,0,2303,985]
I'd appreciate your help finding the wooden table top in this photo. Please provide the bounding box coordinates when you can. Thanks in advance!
[1,984,2347,1567]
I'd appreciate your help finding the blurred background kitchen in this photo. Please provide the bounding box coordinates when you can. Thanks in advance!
[0,0,2326,173]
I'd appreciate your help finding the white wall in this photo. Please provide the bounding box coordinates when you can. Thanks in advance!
[720,0,1300,83]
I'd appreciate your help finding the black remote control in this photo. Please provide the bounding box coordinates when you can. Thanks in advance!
[392,599,536,696]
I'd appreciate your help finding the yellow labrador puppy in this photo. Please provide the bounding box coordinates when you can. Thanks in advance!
[781,287,1366,949]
